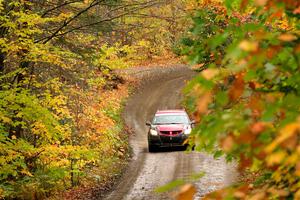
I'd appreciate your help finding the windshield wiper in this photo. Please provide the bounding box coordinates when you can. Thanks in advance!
[154,122,183,125]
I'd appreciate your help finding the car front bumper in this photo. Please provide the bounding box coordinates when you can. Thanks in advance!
[148,134,188,147]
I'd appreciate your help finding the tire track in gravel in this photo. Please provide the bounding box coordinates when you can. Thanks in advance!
[104,65,238,200]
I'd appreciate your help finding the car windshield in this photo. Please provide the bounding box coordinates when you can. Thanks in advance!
[153,114,189,125]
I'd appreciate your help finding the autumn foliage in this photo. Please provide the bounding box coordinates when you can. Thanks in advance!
[183,0,300,199]
[0,0,195,198]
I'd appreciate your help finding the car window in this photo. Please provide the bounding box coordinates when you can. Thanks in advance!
[153,114,190,124]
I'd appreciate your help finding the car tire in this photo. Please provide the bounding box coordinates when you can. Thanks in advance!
[183,144,189,151]
[148,144,157,152]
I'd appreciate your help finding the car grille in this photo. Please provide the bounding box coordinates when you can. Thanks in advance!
[160,130,182,135]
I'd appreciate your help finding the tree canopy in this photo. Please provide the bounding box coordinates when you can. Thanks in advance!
[0,0,191,198]
[182,0,300,199]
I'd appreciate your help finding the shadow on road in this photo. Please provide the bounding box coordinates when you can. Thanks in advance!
[143,146,187,153]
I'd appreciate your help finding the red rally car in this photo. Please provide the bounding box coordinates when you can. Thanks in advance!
[146,110,194,152]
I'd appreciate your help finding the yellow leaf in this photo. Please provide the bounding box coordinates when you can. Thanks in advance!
[11,135,16,140]
[21,169,33,177]
[278,34,297,42]
[266,151,286,166]
[285,153,298,165]
[294,189,300,199]
[265,123,300,153]
[1,116,11,123]
[0,188,4,199]
[176,184,196,200]
[239,40,259,52]
[183,138,189,145]
[201,69,219,80]
[273,170,282,182]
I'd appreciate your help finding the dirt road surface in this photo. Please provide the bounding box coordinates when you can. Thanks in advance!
[105,65,238,200]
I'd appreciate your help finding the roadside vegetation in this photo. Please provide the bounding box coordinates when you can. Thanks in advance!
[0,0,193,199]
[182,0,300,199]
[2,0,299,199]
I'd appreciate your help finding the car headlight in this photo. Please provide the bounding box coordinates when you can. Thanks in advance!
[150,129,158,136]
[184,126,192,135]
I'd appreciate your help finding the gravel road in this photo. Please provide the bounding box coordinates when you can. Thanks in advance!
[104,65,238,200]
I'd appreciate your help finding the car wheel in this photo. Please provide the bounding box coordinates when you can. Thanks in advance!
[148,144,157,152]
[183,144,189,151]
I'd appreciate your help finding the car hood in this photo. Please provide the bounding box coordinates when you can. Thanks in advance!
[155,124,185,132]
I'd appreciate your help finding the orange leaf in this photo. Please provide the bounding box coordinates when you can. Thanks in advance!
[295,162,300,176]
[234,191,246,198]
[267,187,289,197]
[256,150,267,160]
[281,133,297,150]
[283,0,300,10]
[192,63,205,70]
[266,45,282,59]
[248,82,257,90]
[221,135,234,152]
[228,73,245,101]
[278,34,297,42]
[176,184,196,200]
[197,92,212,114]
[239,153,253,170]
[254,0,268,6]
[269,8,284,20]
[295,44,300,53]
[265,6,284,21]
[248,192,266,200]
[237,130,256,143]
[294,7,300,14]
[248,94,263,118]
[240,0,249,9]
[250,122,270,135]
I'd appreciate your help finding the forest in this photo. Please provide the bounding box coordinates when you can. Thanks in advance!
[0,0,300,199]
[0,0,190,198]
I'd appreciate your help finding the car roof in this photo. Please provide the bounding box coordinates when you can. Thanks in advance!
[155,109,187,116]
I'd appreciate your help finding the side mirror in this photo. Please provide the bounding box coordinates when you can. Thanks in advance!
[146,121,151,126]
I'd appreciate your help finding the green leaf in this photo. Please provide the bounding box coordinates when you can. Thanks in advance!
[155,179,186,193]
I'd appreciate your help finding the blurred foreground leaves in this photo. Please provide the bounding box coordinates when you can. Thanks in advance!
[182,0,300,199]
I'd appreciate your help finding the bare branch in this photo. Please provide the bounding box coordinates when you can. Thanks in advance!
[41,0,82,18]
[38,0,104,44]
[36,0,162,41]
